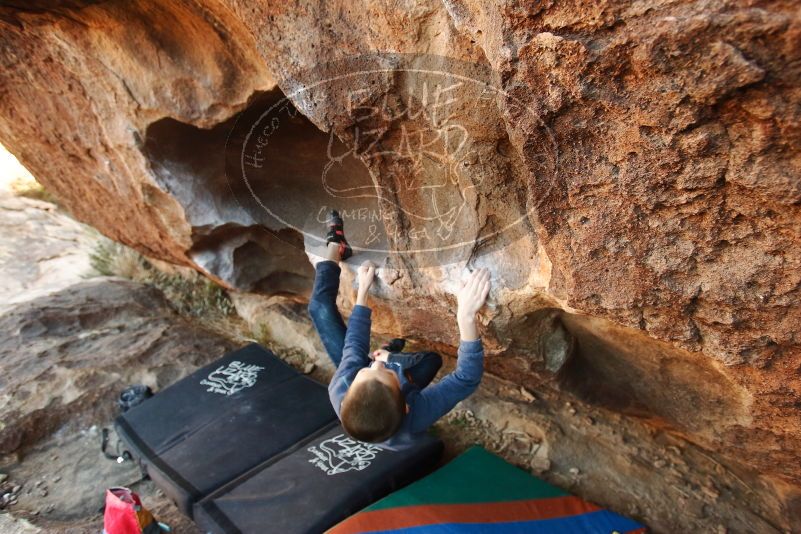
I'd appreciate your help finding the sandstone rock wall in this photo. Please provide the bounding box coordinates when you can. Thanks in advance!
[0,189,95,311]
[1,1,799,530]
[0,278,235,455]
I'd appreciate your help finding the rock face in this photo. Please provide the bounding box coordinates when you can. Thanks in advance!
[0,276,228,532]
[0,278,234,455]
[0,190,96,313]
[0,1,799,530]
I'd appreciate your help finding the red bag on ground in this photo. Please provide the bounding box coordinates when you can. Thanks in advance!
[103,487,165,534]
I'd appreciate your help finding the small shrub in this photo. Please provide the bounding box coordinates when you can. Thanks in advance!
[149,269,236,317]
[89,241,146,281]
[90,238,237,324]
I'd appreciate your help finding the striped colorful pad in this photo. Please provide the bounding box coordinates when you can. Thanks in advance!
[329,446,646,534]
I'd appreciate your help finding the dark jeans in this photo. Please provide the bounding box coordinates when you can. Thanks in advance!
[307,261,441,387]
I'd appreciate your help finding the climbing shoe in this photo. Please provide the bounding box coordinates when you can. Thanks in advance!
[382,338,406,353]
[325,209,352,260]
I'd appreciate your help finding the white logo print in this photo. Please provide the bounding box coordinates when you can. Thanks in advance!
[199,360,265,396]
[307,434,383,475]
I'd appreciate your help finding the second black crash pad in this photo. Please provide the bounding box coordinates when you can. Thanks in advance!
[115,343,338,516]
[194,424,444,534]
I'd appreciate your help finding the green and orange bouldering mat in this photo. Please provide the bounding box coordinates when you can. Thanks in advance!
[329,446,646,533]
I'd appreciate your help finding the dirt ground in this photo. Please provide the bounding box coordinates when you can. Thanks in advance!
[1,426,199,534]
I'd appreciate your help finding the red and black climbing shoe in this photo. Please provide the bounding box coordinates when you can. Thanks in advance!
[382,338,406,353]
[326,209,352,260]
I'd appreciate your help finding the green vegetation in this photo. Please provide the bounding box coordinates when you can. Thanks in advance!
[9,175,59,204]
[90,238,237,324]
[89,238,324,375]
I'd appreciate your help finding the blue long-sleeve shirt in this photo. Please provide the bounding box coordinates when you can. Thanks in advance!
[328,304,484,450]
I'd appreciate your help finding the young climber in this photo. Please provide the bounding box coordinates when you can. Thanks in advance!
[307,210,490,447]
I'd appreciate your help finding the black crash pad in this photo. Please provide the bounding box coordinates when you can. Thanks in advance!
[115,343,338,516]
[194,425,443,534]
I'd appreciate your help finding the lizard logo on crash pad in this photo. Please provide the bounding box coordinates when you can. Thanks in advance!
[199,360,265,396]
[307,434,383,475]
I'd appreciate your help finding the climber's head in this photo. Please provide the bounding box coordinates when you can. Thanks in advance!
[340,360,404,443]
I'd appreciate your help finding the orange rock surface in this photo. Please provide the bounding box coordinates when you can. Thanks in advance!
[1,1,799,530]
